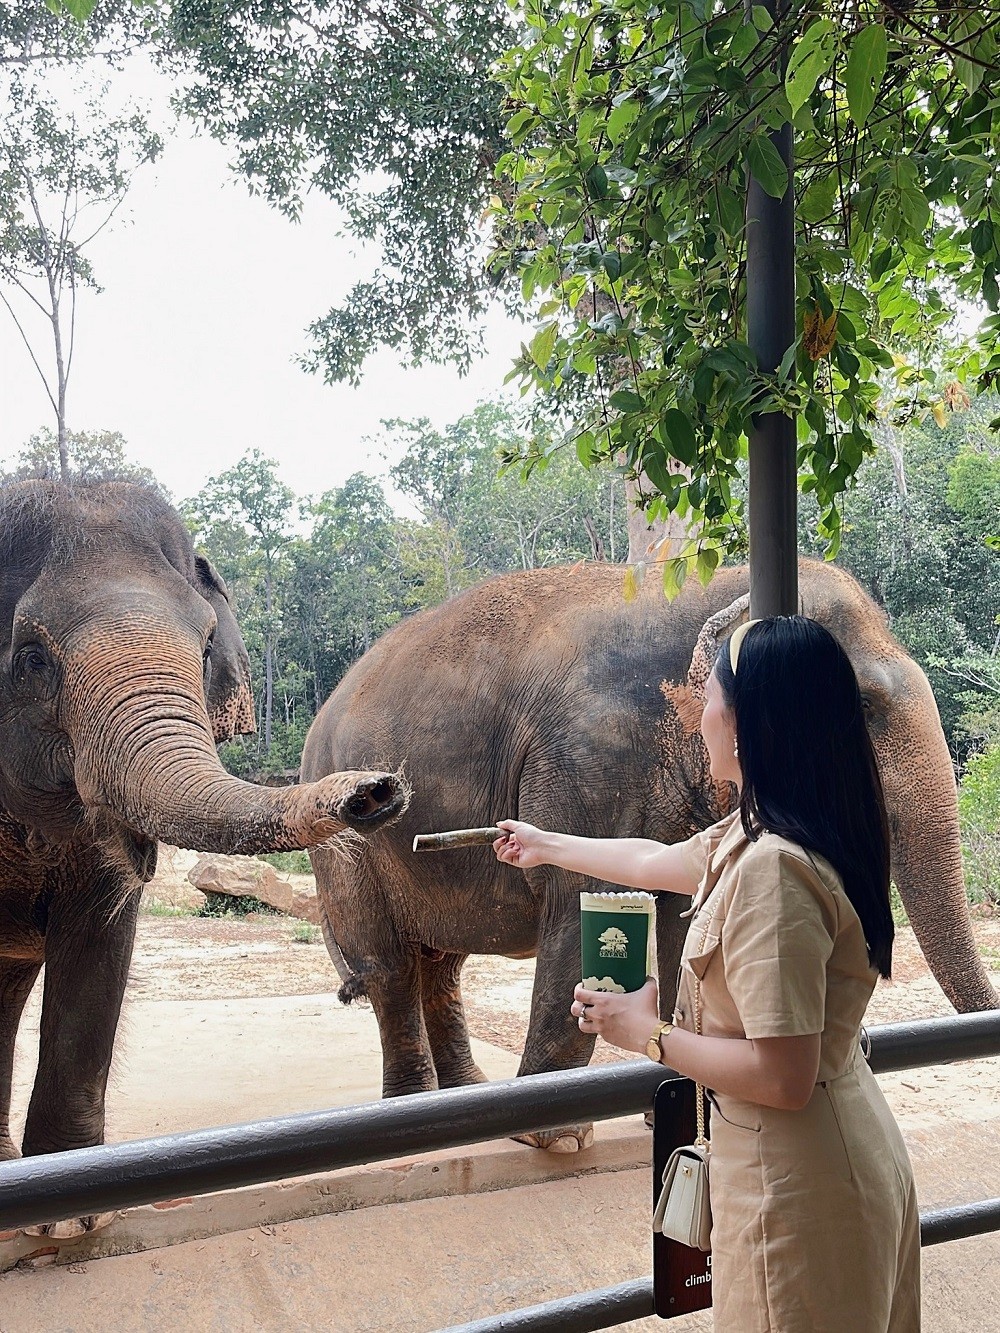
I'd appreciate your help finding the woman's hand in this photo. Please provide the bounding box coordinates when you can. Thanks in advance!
[572,977,661,1054]
[493,819,551,869]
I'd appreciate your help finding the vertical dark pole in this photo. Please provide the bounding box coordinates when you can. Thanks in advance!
[746,1,797,618]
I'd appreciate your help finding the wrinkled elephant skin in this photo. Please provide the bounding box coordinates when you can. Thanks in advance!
[301,560,997,1141]
[0,478,406,1231]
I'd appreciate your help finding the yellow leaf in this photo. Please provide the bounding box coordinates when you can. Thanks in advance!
[931,400,948,429]
[624,562,645,605]
[803,301,838,360]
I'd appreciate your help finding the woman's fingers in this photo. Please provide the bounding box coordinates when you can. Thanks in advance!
[570,980,662,1053]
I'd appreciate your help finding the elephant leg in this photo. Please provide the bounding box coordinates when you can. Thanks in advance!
[420,950,487,1090]
[515,871,597,1153]
[21,878,141,1238]
[0,957,42,1161]
[315,850,438,1097]
[364,951,439,1098]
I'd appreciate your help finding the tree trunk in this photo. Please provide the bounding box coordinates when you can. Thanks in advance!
[264,566,274,751]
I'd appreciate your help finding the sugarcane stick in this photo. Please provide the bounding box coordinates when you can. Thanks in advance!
[412,826,503,853]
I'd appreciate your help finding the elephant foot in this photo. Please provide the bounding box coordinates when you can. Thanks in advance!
[435,1063,488,1090]
[513,1124,595,1152]
[22,1212,118,1239]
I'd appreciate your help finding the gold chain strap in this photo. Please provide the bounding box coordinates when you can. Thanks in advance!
[692,903,712,1149]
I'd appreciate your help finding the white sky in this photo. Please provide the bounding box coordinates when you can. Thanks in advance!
[0,61,526,510]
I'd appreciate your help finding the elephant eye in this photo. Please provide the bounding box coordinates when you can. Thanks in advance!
[14,644,49,678]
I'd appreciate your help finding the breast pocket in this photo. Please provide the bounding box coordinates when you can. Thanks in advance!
[685,932,721,980]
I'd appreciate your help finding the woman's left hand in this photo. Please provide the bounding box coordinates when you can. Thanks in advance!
[572,977,661,1054]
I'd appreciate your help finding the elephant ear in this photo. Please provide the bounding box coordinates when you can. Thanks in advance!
[0,481,55,653]
[686,593,751,697]
[194,556,257,741]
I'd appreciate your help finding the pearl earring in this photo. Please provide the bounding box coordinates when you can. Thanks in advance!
[733,740,739,758]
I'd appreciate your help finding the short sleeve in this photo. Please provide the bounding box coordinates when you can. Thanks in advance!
[722,845,837,1038]
[676,814,738,886]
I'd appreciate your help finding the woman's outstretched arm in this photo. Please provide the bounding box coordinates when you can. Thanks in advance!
[493,818,702,897]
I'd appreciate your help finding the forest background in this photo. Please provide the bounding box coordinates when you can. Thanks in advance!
[2,2,999,905]
[5,400,999,907]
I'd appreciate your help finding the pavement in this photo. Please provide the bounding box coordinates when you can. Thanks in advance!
[2,992,999,1331]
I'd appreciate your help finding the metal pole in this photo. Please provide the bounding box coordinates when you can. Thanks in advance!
[440,1279,655,1333]
[746,0,797,618]
[1,1012,998,1231]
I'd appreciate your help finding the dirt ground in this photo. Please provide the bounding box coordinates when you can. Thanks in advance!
[139,847,1000,1090]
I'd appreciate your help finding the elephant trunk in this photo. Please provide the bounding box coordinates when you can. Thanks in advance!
[63,620,407,855]
[879,681,997,1013]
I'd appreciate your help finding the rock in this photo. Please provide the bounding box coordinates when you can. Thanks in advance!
[142,846,207,911]
[291,884,321,925]
[187,855,319,922]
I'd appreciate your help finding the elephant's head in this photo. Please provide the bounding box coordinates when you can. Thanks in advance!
[684,561,997,1013]
[0,479,407,877]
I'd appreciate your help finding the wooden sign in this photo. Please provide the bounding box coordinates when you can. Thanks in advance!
[653,1077,713,1318]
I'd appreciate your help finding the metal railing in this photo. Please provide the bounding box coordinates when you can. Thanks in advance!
[1,1011,998,1328]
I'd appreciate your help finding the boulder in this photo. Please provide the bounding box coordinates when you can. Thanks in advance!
[290,884,321,925]
[143,845,207,911]
[188,854,312,918]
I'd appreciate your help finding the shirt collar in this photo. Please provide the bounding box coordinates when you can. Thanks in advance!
[681,810,749,917]
[708,809,750,873]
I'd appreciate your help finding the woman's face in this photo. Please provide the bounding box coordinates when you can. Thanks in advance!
[701,669,742,787]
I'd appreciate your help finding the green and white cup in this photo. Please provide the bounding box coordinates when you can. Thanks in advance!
[580,891,655,993]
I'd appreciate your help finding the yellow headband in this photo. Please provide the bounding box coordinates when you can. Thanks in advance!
[729,619,762,674]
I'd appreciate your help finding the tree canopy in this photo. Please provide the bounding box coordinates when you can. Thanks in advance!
[489,2,1000,575]
[156,0,513,384]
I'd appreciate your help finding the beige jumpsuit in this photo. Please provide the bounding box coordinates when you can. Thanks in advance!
[674,812,921,1332]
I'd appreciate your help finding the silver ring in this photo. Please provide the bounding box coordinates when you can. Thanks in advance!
[580,1003,591,1016]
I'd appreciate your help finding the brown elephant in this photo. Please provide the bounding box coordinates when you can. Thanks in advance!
[0,478,406,1232]
[301,558,997,1149]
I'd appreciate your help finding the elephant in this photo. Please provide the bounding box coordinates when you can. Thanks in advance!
[301,558,997,1149]
[0,478,407,1232]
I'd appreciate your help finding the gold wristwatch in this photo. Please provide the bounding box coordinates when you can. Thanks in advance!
[645,1020,674,1063]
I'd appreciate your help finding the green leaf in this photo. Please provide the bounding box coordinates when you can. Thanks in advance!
[529,321,559,369]
[695,546,721,587]
[506,109,537,142]
[745,131,788,200]
[971,219,995,258]
[610,388,645,412]
[659,408,698,465]
[800,173,838,224]
[785,19,836,116]
[898,186,930,236]
[585,163,609,200]
[601,251,622,281]
[845,24,888,130]
[662,557,688,602]
[607,99,639,145]
[951,10,994,93]
[642,447,674,496]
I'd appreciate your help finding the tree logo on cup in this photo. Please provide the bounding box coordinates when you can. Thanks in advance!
[598,926,629,958]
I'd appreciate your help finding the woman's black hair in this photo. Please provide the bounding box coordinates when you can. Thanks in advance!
[715,616,894,978]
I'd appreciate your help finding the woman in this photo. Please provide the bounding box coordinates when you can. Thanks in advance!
[494,616,920,1332]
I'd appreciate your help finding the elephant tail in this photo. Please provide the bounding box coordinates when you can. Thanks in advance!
[337,972,369,1005]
